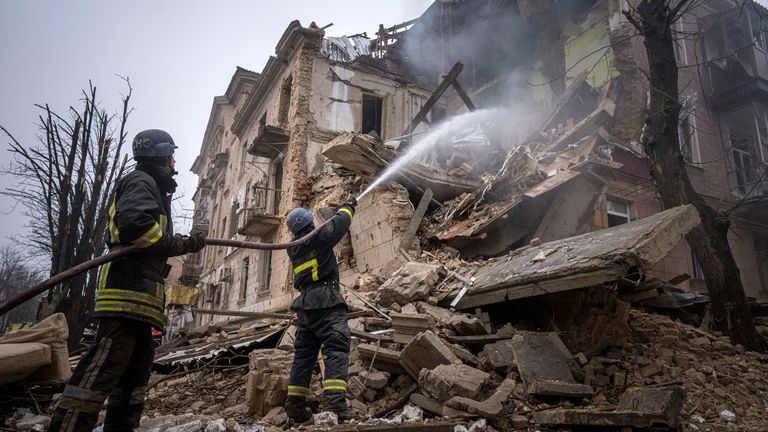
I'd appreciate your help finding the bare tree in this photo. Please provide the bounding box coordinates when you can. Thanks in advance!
[0,245,44,333]
[1,79,133,350]
[624,0,764,351]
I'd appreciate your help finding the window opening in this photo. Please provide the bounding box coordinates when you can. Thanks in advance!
[607,199,632,227]
[240,257,250,300]
[362,93,383,136]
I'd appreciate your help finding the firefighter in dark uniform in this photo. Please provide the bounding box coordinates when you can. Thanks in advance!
[284,199,357,422]
[48,129,206,432]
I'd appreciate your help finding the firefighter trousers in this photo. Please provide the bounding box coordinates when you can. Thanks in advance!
[48,319,155,432]
[288,305,350,408]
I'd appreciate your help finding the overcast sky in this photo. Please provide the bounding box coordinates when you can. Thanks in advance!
[0,1,432,253]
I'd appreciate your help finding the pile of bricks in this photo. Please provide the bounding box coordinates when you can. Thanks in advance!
[244,349,294,416]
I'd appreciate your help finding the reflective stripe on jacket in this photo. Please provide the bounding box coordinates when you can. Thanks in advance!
[94,168,174,330]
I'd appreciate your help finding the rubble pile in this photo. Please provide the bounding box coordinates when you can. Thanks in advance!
[145,365,249,419]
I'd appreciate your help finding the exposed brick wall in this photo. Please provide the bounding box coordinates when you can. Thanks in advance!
[349,185,414,274]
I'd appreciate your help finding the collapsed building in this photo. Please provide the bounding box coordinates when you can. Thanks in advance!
[135,0,768,430]
[182,0,768,323]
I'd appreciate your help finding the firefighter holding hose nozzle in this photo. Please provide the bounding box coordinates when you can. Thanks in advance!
[284,197,359,423]
[48,129,206,432]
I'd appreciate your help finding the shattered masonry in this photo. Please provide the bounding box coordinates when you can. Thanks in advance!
[123,0,768,431]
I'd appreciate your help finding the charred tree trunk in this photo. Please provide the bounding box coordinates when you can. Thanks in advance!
[625,1,764,351]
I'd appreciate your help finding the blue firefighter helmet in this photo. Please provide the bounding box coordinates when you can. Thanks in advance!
[132,129,178,159]
[286,208,314,234]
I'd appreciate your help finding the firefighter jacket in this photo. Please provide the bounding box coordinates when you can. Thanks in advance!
[288,205,354,311]
[93,163,178,330]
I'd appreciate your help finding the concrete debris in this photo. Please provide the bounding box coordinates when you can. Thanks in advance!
[391,313,436,344]
[392,404,423,423]
[511,331,594,398]
[375,262,446,307]
[417,364,489,402]
[244,349,293,416]
[478,339,516,372]
[313,411,339,426]
[399,330,462,379]
[720,410,737,423]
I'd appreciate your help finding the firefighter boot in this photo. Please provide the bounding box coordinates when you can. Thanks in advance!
[322,391,358,421]
[285,396,313,423]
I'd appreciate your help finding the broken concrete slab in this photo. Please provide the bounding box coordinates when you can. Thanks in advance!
[409,393,472,418]
[479,339,516,372]
[415,302,454,327]
[511,331,594,398]
[391,313,436,344]
[358,343,406,375]
[456,205,700,309]
[399,330,462,379]
[375,262,446,307]
[533,386,685,430]
[359,370,389,389]
[617,385,685,428]
[445,377,516,418]
[322,132,393,178]
[447,314,488,336]
[418,364,490,402]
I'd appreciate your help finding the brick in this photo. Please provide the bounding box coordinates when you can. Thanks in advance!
[399,331,461,379]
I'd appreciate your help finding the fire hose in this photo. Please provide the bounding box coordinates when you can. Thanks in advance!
[0,220,332,316]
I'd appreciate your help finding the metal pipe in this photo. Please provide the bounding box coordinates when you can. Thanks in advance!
[0,220,331,316]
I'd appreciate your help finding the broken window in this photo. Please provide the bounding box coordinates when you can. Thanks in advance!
[362,93,383,136]
[755,233,768,292]
[722,104,768,198]
[607,199,632,227]
[278,76,292,127]
[678,111,699,163]
[240,257,249,300]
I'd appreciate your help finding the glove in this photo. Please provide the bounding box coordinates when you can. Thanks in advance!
[183,232,206,253]
[342,197,357,210]
[165,233,186,257]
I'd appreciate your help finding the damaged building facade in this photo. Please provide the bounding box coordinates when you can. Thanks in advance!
[186,0,768,325]
[188,21,432,321]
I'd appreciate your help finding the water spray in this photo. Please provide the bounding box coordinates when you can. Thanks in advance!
[356,108,503,201]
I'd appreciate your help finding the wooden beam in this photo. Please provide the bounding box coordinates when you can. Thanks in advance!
[401,61,465,137]
[398,188,434,251]
[451,79,476,111]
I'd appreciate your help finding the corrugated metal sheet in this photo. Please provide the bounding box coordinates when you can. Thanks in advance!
[321,36,372,63]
